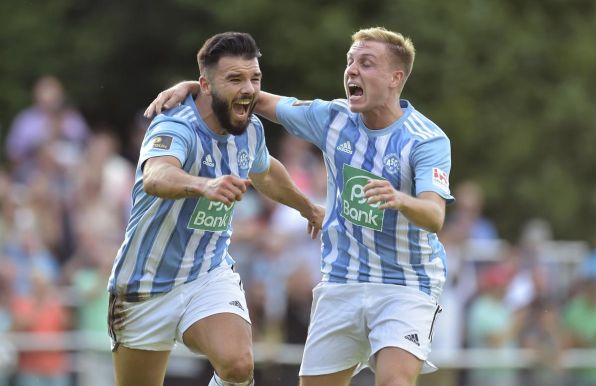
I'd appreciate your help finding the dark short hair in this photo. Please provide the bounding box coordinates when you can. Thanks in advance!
[197,32,261,75]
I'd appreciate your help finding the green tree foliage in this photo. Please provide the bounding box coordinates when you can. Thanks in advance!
[0,0,594,240]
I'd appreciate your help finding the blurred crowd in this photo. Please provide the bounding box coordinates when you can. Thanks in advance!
[0,76,595,386]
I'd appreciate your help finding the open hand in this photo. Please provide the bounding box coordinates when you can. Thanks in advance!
[144,81,199,118]
[303,204,325,240]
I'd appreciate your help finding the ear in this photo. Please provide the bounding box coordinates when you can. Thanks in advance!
[390,69,405,90]
[199,75,211,95]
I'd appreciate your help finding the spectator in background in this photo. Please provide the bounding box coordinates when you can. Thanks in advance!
[563,253,596,386]
[10,270,71,386]
[0,271,16,386]
[5,75,90,170]
[441,180,498,243]
[124,111,151,164]
[504,219,553,311]
[61,220,118,386]
[275,132,320,196]
[70,129,135,233]
[0,168,14,251]
[433,180,500,385]
[2,200,60,297]
[517,297,563,386]
[466,262,522,386]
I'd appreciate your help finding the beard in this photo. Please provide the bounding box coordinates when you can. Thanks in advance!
[211,90,255,136]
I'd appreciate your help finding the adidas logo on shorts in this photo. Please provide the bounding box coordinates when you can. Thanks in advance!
[229,300,245,311]
[336,141,353,154]
[404,333,420,346]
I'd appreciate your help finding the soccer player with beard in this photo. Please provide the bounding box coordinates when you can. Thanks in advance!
[108,32,324,386]
[146,27,454,386]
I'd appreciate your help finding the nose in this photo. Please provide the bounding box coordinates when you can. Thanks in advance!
[240,79,255,95]
[346,62,358,76]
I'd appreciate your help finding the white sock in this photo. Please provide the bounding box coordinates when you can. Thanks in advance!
[208,372,254,386]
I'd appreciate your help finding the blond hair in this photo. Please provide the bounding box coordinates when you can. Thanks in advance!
[352,27,415,80]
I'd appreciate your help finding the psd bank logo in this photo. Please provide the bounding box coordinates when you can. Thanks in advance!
[188,198,235,231]
[341,164,386,231]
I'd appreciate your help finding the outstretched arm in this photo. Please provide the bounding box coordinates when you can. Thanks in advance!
[250,156,324,239]
[144,82,284,124]
[144,155,251,205]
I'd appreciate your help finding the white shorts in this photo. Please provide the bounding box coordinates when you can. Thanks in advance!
[299,282,441,376]
[108,265,250,351]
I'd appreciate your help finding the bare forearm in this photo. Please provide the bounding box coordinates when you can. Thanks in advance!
[398,195,445,233]
[255,91,282,123]
[144,162,205,199]
[252,159,314,216]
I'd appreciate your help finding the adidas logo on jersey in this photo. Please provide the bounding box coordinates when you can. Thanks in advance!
[336,141,353,154]
[404,333,420,346]
[202,154,215,167]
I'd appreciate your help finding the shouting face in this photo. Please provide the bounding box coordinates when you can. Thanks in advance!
[205,56,262,135]
[344,40,402,114]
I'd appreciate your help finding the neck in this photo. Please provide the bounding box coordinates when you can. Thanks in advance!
[360,98,404,130]
[196,95,227,135]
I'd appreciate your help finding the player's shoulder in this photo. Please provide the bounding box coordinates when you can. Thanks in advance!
[249,114,264,127]
[329,98,351,112]
[402,102,449,143]
[328,98,358,123]
[149,104,195,133]
[247,114,266,135]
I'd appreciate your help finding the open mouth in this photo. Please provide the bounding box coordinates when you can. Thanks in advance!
[232,98,252,117]
[347,83,363,98]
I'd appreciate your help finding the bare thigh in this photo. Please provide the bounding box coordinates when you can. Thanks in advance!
[112,346,170,386]
[183,312,253,379]
[375,347,422,386]
[300,366,356,386]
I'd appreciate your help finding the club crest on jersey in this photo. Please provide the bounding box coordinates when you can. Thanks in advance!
[432,167,449,191]
[188,198,235,231]
[237,150,250,170]
[202,154,215,167]
[341,164,386,231]
[383,153,400,175]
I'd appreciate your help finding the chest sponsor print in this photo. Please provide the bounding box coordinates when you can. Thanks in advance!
[341,164,386,231]
[188,198,235,231]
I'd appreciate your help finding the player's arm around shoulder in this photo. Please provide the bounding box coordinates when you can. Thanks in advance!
[250,156,324,239]
[144,81,200,117]
[254,91,283,123]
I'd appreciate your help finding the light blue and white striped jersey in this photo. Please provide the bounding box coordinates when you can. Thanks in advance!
[108,95,270,299]
[276,97,454,300]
